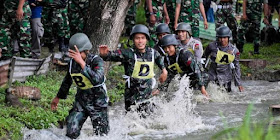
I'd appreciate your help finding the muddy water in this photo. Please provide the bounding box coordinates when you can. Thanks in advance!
[23,76,280,140]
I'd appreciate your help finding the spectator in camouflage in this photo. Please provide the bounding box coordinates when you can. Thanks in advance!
[237,0,263,54]
[41,0,70,53]
[124,0,141,36]
[145,0,170,47]
[68,0,89,36]
[174,0,208,38]
[0,0,32,59]
[212,0,238,44]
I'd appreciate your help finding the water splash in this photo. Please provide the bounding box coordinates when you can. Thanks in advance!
[23,75,213,140]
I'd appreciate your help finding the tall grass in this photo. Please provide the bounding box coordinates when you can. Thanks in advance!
[212,104,280,140]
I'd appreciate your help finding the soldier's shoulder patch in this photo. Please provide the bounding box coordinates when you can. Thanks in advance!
[195,44,200,50]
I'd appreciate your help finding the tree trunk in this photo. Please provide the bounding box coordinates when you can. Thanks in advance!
[85,0,132,73]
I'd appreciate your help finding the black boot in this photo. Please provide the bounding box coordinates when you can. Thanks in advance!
[254,43,260,54]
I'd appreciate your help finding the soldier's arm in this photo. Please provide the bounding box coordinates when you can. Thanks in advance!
[56,71,73,99]
[155,51,165,70]
[242,0,247,20]
[174,0,181,29]
[82,56,105,86]
[16,0,25,21]
[146,0,156,25]
[163,2,170,24]
[199,1,208,29]
[233,49,242,87]
[155,51,167,83]
[100,45,127,62]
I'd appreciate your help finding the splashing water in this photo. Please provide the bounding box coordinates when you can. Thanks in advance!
[23,75,214,140]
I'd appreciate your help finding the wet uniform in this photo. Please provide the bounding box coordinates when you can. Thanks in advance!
[56,54,109,139]
[102,47,165,111]
[204,41,242,92]
[177,37,203,62]
[158,48,209,91]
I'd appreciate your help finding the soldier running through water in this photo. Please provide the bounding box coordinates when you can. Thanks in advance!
[99,24,168,113]
[51,33,109,139]
[154,34,209,98]
[204,26,244,92]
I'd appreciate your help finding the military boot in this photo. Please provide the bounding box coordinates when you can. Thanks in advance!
[254,43,260,54]
[58,37,66,52]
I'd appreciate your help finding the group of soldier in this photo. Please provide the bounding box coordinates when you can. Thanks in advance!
[0,0,279,139]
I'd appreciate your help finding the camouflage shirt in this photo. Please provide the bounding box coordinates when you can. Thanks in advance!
[204,41,242,86]
[102,46,165,77]
[164,48,206,87]
[57,54,108,107]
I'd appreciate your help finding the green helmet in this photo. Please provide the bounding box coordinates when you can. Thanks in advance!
[160,34,178,48]
[216,26,232,38]
[156,23,171,34]
[69,33,92,52]
[176,22,192,35]
[130,24,150,40]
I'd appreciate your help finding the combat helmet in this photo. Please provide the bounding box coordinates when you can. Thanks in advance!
[69,33,92,52]
[176,22,192,35]
[130,24,150,40]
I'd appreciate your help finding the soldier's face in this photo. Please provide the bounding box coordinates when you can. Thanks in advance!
[219,37,229,47]
[164,45,176,56]
[133,33,147,51]
[177,30,189,41]
[157,33,168,40]
[81,51,88,60]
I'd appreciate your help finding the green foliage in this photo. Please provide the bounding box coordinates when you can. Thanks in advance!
[212,104,280,140]
[107,65,125,104]
[0,70,75,139]
[135,0,146,24]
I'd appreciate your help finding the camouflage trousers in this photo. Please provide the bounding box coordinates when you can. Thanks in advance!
[237,3,262,51]
[0,1,31,58]
[179,0,200,37]
[124,0,140,36]
[124,78,153,111]
[179,13,200,38]
[165,0,176,32]
[145,0,165,47]
[68,0,89,36]
[215,7,238,43]
[66,100,109,139]
[42,7,70,45]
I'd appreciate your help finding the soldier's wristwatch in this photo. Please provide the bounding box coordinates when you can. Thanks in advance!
[149,12,155,15]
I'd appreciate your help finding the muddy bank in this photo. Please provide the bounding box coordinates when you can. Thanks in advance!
[242,69,280,81]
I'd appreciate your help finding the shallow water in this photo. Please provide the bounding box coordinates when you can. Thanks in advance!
[23,77,280,140]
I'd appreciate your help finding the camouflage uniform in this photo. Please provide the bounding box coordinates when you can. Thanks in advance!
[145,0,166,46]
[41,0,70,51]
[102,47,165,111]
[0,0,31,58]
[214,0,238,43]
[179,0,203,38]
[177,37,203,62]
[237,0,263,53]
[165,0,176,32]
[158,48,209,91]
[56,54,109,139]
[68,0,89,35]
[204,41,242,92]
[124,0,140,36]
